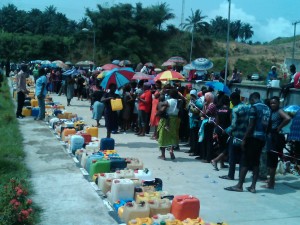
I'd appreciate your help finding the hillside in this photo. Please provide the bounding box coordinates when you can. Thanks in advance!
[210,37,300,80]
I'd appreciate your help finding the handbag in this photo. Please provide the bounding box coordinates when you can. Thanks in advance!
[110,98,123,111]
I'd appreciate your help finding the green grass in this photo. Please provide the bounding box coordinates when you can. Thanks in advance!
[0,77,40,224]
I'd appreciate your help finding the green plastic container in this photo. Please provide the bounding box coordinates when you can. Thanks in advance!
[89,159,111,178]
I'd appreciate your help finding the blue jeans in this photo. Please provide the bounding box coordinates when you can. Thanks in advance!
[37,96,45,119]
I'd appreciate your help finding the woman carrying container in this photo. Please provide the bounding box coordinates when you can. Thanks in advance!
[157,88,180,160]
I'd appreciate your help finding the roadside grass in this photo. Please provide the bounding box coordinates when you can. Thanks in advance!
[0,77,40,224]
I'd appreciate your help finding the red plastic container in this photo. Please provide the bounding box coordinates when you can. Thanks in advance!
[171,195,200,221]
[80,133,92,144]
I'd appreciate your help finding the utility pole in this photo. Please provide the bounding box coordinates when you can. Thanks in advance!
[292,20,300,63]
[224,0,231,85]
[181,0,185,25]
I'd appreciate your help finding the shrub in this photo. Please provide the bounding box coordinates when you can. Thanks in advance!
[0,178,34,225]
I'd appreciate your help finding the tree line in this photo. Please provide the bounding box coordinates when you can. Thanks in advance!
[0,3,254,65]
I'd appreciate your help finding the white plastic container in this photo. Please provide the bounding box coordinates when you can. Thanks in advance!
[121,201,150,223]
[98,173,117,193]
[70,135,85,154]
[271,79,280,88]
[148,199,172,216]
[126,158,144,170]
[108,179,135,204]
[64,121,74,128]
[115,169,135,179]
[49,118,60,129]
[134,169,153,181]
[85,142,99,153]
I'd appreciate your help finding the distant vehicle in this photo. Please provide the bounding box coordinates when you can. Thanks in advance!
[251,73,260,81]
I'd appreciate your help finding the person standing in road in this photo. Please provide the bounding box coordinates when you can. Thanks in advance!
[16,63,29,119]
[34,68,47,121]
[225,92,270,193]
[66,76,75,106]
[218,92,249,179]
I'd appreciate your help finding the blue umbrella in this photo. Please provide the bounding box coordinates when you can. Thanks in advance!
[205,81,231,95]
[191,58,213,70]
[283,105,300,116]
[62,69,80,76]
[100,67,134,89]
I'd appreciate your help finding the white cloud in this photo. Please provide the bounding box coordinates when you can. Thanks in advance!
[207,1,294,42]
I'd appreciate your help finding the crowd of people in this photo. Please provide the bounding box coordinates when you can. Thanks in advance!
[12,61,300,193]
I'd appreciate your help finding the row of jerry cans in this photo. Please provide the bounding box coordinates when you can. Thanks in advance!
[117,195,200,223]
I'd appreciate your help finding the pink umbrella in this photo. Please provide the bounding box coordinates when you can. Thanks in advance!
[102,63,120,70]
[132,72,155,80]
[161,61,176,67]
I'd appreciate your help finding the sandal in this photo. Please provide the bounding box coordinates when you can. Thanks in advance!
[219,175,234,180]
[246,186,256,193]
[170,152,176,160]
[224,186,243,192]
[211,160,219,171]
[158,156,166,160]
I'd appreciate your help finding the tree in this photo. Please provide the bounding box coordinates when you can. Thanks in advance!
[230,20,242,40]
[239,23,254,41]
[181,9,208,62]
[151,3,175,31]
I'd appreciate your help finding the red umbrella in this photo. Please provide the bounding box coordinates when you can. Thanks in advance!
[102,63,120,70]
[154,70,185,81]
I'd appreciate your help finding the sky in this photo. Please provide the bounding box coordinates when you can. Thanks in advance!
[1,0,300,42]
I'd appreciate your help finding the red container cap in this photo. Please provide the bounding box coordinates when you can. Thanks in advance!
[92,160,97,163]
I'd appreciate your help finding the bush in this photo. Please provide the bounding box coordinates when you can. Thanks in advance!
[0,178,34,225]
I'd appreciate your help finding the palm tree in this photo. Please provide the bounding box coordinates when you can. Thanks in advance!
[181,9,208,62]
[151,3,175,31]
[239,23,254,41]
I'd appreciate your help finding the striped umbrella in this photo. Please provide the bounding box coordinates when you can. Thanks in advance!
[154,70,185,81]
[167,56,187,65]
[100,67,134,89]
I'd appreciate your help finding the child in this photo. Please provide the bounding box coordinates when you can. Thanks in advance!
[156,95,170,131]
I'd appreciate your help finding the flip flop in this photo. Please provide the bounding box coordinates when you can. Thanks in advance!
[219,175,234,180]
[246,187,256,193]
[224,186,243,192]
[261,184,274,189]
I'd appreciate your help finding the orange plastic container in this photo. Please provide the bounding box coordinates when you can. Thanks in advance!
[86,127,98,137]
[171,195,200,221]
[22,107,32,117]
[61,128,76,141]
[30,99,38,107]
[128,217,153,225]
[182,217,205,225]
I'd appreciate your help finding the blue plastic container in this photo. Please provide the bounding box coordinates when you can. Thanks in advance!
[31,107,40,117]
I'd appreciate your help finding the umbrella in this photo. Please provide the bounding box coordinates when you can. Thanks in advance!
[100,67,135,89]
[65,61,73,65]
[205,81,231,95]
[40,60,51,65]
[167,56,187,65]
[154,70,185,81]
[75,60,94,66]
[283,105,300,117]
[62,69,80,76]
[102,63,120,70]
[183,64,196,70]
[97,71,109,79]
[52,60,69,69]
[144,62,155,68]
[112,59,120,65]
[161,61,175,67]
[119,60,132,67]
[191,58,213,70]
[132,72,155,80]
